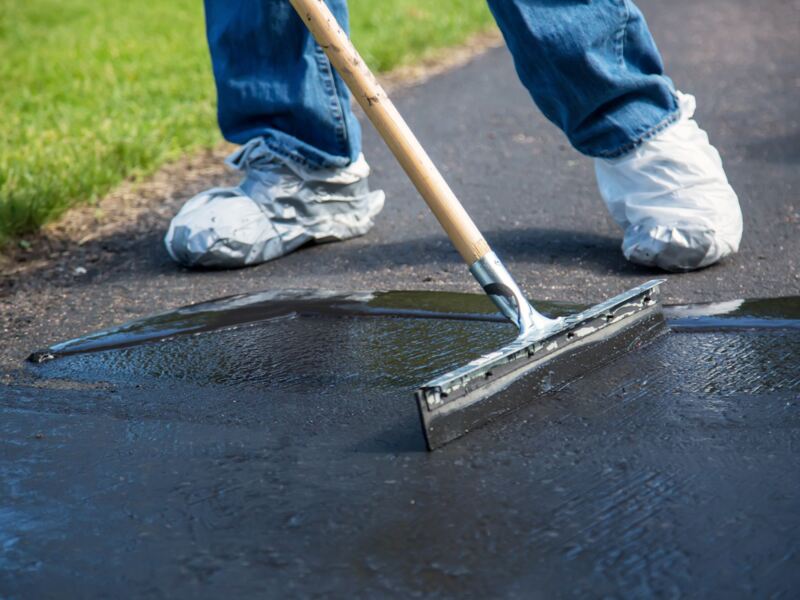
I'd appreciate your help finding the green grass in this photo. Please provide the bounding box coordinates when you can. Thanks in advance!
[0,0,495,242]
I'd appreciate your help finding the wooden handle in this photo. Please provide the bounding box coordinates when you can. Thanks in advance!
[289,0,490,264]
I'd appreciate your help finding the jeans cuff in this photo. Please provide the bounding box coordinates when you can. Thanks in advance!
[592,93,681,159]
[256,129,356,172]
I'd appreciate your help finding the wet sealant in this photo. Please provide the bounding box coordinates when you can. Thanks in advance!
[3,289,800,597]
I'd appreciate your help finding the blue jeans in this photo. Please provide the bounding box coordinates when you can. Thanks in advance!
[204,0,678,169]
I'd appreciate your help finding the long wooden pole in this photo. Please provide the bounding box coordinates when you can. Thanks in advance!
[289,0,490,264]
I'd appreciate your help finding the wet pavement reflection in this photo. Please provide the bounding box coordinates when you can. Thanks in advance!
[3,290,799,597]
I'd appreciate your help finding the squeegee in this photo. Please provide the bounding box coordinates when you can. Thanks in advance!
[290,0,668,449]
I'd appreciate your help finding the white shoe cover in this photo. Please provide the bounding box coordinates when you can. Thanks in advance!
[594,92,743,271]
[165,138,385,268]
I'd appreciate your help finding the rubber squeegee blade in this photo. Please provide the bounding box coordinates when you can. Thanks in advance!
[415,279,668,450]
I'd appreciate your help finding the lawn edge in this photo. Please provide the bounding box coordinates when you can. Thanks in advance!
[1,28,502,279]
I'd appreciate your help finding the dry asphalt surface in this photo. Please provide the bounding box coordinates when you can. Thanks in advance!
[1,0,798,368]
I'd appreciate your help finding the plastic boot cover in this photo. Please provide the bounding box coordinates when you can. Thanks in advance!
[165,138,385,268]
[594,92,743,272]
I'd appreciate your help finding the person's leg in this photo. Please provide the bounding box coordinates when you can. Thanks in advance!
[487,0,742,271]
[204,0,361,170]
[165,0,384,269]
[486,0,678,158]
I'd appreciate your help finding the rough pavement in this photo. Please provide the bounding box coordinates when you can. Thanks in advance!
[3,291,800,598]
[1,0,798,370]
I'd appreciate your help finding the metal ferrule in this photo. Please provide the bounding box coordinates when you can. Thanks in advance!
[469,251,559,337]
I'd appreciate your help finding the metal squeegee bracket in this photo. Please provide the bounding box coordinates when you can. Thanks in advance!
[416,279,668,449]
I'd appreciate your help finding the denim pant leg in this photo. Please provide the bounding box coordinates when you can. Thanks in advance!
[486,0,679,158]
[203,0,361,169]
